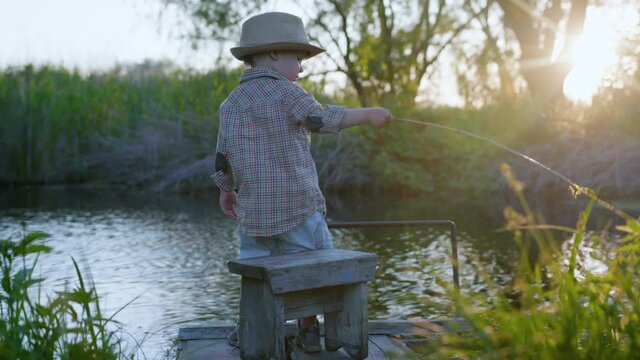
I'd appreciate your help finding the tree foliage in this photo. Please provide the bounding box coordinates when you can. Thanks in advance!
[308,0,490,108]
[454,0,520,107]
[495,0,587,104]
[163,0,267,42]
[163,0,486,108]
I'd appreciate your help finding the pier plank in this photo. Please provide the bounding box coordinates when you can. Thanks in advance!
[178,337,416,360]
[178,319,459,359]
[178,318,464,340]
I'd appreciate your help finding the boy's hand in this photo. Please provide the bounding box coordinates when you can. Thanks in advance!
[340,107,393,130]
[368,107,393,128]
[219,190,237,220]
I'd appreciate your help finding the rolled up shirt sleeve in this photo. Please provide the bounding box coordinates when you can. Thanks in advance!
[211,132,235,192]
[287,85,345,134]
[212,169,234,192]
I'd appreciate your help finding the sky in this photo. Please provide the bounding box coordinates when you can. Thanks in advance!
[1,0,636,105]
[0,0,216,70]
[0,0,465,105]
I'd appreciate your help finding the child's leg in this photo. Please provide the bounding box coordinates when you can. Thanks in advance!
[277,212,332,352]
[239,212,332,258]
[232,229,280,346]
[282,212,332,329]
[279,212,333,253]
[237,228,279,259]
[236,213,332,350]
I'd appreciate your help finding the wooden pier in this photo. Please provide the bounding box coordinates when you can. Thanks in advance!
[178,318,463,359]
[179,245,465,359]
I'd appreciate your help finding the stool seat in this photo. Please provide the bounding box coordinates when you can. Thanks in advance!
[228,249,378,360]
[228,249,377,293]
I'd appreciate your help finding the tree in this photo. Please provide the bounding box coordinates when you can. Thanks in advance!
[495,0,588,104]
[454,0,519,107]
[453,0,591,107]
[163,0,267,43]
[309,0,490,107]
[162,0,487,108]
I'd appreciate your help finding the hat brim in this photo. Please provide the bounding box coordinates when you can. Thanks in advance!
[230,42,325,61]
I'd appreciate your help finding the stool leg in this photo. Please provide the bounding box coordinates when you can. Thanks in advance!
[240,277,286,360]
[325,283,369,359]
[324,310,343,351]
[343,282,369,359]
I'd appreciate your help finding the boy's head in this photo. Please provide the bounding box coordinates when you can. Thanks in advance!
[246,50,306,82]
[231,12,324,80]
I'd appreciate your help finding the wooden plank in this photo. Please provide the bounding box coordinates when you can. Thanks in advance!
[324,311,342,352]
[342,282,369,359]
[179,324,235,341]
[368,318,469,335]
[178,337,417,360]
[228,249,377,280]
[178,339,239,360]
[368,335,418,359]
[290,337,392,360]
[269,258,376,294]
[178,318,466,340]
[239,277,286,359]
[325,283,369,359]
[284,285,343,320]
[367,336,407,360]
[229,249,376,274]
[290,349,352,359]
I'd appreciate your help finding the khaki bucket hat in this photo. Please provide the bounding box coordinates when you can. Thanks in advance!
[230,12,325,61]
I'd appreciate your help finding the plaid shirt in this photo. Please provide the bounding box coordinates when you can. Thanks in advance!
[212,67,345,237]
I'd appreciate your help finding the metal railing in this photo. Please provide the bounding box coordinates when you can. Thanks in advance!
[327,220,460,289]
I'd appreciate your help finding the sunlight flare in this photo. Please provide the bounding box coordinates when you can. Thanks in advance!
[563,7,620,102]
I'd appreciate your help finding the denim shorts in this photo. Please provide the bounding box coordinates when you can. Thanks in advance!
[238,212,334,259]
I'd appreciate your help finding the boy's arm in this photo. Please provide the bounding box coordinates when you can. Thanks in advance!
[211,148,235,193]
[339,107,393,129]
[287,84,392,132]
[211,129,237,219]
[219,190,237,220]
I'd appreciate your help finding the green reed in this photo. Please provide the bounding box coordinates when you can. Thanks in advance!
[0,228,138,359]
[419,164,640,359]
[2,64,636,197]
[0,64,240,185]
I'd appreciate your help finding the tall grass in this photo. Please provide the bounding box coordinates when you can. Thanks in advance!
[0,63,240,185]
[0,227,138,359]
[1,63,638,197]
[420,165,640,359]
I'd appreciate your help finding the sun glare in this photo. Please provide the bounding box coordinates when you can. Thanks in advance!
[563,7,620,103]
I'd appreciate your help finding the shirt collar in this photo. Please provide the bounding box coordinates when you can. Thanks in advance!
[240,67,290,83]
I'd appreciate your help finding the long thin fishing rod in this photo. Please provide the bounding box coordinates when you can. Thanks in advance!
[395,117,636,223]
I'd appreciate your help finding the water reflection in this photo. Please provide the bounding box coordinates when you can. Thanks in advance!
[0,187,634,358]
[0,188,243,357]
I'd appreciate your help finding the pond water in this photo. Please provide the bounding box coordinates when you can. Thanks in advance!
[0,187,635,358]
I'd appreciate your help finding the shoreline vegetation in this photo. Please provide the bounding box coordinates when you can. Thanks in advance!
[1,64,639,201]
[421,168,640,359]
[0,229,143,359]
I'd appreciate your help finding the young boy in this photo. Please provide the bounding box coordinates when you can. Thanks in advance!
[212,11,392,352]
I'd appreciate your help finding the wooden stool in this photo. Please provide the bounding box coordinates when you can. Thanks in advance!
[228,248,378,360]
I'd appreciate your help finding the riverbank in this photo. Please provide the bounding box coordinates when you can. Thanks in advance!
[3,65,639,200]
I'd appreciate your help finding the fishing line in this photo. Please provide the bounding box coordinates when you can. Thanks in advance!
[394,117,635,222]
